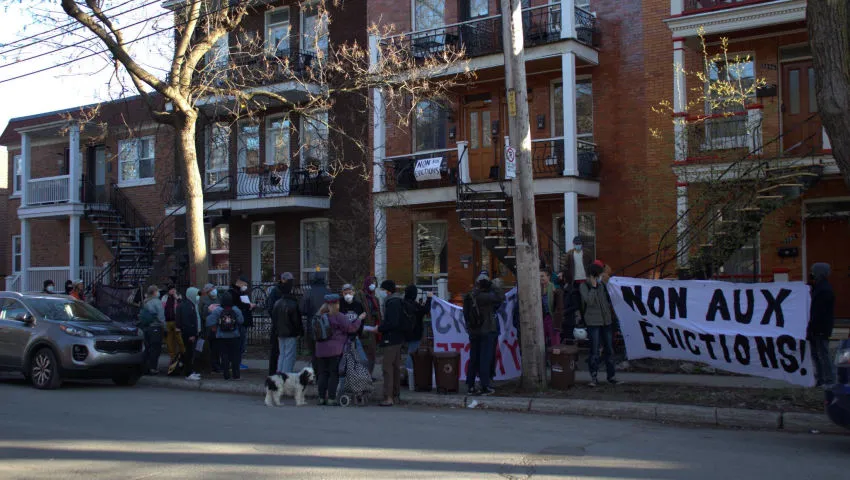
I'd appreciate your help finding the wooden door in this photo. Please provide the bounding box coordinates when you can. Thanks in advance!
[464,103,496,181]
[782,61,822,155]
[806,216,850,319]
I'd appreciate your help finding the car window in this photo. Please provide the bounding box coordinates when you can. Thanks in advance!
[26,297,111,323]
[0,299,31,322]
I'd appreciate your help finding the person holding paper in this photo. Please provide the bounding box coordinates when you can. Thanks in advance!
[579,262,619,387]
[230,276,256,370]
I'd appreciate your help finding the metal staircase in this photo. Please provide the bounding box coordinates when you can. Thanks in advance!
[457,183,518,274]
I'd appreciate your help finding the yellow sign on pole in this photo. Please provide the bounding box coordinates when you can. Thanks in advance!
[507,89,517,117]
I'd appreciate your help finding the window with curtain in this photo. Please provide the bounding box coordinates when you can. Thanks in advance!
[706,55,755,114]
[12,154,22,194]
[415,221,448,287]
[553,79,594,142]
[265,7,290,54]
[301,219,329,284]
[265,115,291,166]
[301,112,329,172]
[118,136,155,184]
[415,0,445,31]
[237,120,260,170]
[302,3,329,56]
[414,100,447,151]
[206,33,229,68]
[206,123,230,188]
[209,224,230,272]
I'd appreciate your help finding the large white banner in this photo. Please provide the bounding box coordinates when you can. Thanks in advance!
[430,288,522,381]
[414,157,442,181]
[607,277,815,387]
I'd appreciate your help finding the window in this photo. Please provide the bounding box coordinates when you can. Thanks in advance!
[209,224,230,287]
[557,214,596,268]
[265,115,291,166]
[0,299,30,321]
[415,221,448,288]
[706,54,755,114]
[720,236,760,280]
[301,219,329,284]
[553,79,594,142]
[265,7,290,54]
[237,120,260,170]
[12,235,21,273]
[301,3,329,56]
[300,112,328,172]
[468,0,488,18]
[12,154,22,195]
[252,222,276,284]
[414,0,445,31]
[206,123,230,188]
[118,136,155,185]
[206,33,229,69]
[414,100,447,151]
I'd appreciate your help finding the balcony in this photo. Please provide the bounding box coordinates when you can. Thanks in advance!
[380,2,600,69]
[5,266,103,293]
[26,175,71,205]
[682,107,763,162]
[668,0,806,37]
[381,149,459,191]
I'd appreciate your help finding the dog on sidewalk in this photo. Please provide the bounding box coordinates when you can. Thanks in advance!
[264,367,316,407]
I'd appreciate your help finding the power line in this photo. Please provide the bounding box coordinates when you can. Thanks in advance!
[0,0,150,56]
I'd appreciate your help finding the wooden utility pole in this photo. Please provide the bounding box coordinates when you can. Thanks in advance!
[500,0,546,389]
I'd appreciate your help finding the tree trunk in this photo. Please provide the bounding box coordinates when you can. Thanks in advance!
[808,0,850,188]
[176,114,209,286]
[501,0,546,390]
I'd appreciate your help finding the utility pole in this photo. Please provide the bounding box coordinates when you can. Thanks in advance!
[500,0,546,389]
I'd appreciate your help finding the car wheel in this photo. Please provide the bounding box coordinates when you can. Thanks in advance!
[30,348,62,390]
[112,373,141,386]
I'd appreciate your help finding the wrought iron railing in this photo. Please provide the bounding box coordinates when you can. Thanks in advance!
[197,48,320,88]
[163,167,331,205]
[685,111,763,161]
[381,149,459,191]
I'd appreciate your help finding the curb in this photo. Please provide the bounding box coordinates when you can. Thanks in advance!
[138,377,847,435]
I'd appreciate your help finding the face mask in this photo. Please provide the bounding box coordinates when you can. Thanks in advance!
[369,284,376,292]
[575,245,583,252]
[344,294,354,303]
[46,286,54,293]
[376,289,388,299]
[210,289,218,298]
[240,286,248,292]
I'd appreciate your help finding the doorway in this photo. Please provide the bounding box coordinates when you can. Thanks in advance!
[782,60,822,155]
[464,102,496,181]
[806,201,850,319]
[251,222,276,284]
[85,146,107,203]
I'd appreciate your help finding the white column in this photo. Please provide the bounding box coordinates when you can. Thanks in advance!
[21,132,31,207]
[20,219,30,292]
[457,141,470,184]
[671,0,684,15]
[563,192,578,253]
[69,123,81,203]
[823,126,832,151]
[561,0,576,40]
[69,214,80,282]
[676,183,689,268]
[373,206,387,281]
[673,39,688,163]
[369,34,386,194]
[437,277,449,300]
[561,52,578,176]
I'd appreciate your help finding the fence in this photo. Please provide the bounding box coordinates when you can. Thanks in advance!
[26,175,70,206]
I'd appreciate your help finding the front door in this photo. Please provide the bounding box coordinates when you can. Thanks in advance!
[806,213,850,319]
[782,60,822,155]
[464,102,496,181]
[85,146,107,203]
[251,236,275,284]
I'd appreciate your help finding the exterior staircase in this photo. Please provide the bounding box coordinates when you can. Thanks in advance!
[456,181,518,274]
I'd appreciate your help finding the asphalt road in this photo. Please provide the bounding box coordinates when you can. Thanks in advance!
[1,377,849,479]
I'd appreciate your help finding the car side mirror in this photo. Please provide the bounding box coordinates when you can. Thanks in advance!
[18,313,35,325]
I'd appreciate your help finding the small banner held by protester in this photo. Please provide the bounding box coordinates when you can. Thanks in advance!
[413,157,442,182]
[607,277,815,387]
[430,289,522,381]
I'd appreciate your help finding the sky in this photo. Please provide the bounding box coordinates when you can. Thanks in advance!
[0,1,173,145]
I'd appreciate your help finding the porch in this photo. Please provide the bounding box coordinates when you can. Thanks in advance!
[5,266,104,294]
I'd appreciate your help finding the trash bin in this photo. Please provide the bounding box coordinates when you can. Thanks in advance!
[548,343,579,390]
[412,348,434,392]
[433,351,460,394]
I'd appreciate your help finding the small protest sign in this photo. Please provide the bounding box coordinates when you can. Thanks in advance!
[414,157,442,182]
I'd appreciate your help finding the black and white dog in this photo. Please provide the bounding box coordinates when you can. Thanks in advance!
[264,367,316,407]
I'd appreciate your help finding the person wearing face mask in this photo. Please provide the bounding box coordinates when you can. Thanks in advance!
[196,284,216,373]
[272,277,303,374]
[42,280,56,295]
[355,276,381,375]
[201,284,222,373]
[560,236,593,341]
[230,276,256,370]
[178,287,202,381]
[162,284,186,370]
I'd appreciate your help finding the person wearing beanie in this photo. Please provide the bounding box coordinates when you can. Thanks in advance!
[808,262,835,386]
[355,276,382,375]
[178,287,202,380]
[206,292,245,380]
[373,279,405,406]
[463,274,502,396]
[230,276,256,370]
[272,278,303,375]
[403,285,433,372]
[198,283,219,373]
[266,272,296,375]
[314,293,361,405]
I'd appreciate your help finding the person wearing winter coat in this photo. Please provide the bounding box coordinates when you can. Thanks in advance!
[314,294,362,405]
[198,284,219,373]
[808,263,836,386]
[206,292,245,380]
[230,276,255,370]
[464,272,502,396]
[403,285,433,370]
[141,285,165,375]
[579,261,619,387]
[272,280,303,374]
[540,269,563,347]
[162,284,186,364]
[178,287,202,380]
[355,275,381,375]
[376,280,405,406]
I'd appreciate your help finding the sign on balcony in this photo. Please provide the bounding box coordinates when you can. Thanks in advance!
[414,158,443,182]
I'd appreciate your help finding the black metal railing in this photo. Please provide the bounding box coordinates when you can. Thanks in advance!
[197,48,320,89]
[109,183,147,232]
[81,176,110,205]
[577,140,600,179]
[685,112,762,160]
[381,149,459,192]
[162,167,331,205]
[574,6,599,47]
[529,138,600,179]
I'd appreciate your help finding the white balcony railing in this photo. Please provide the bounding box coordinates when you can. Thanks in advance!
[80,266,105,288]
[5,274,21,292]
[26,267,71,293]
[209,269,230,288]
[26,175,71,206]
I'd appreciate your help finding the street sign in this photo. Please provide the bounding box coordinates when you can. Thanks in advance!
[505,146,516,179]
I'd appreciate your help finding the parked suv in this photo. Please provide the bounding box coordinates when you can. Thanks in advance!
[0,292,145,389]
[826,339,850,429]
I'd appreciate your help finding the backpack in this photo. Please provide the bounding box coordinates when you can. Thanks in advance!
[311,313,332,342]
[401,300,419,341]
[218,307,238,333]
[463,291,484,330]
[138,307,157,329]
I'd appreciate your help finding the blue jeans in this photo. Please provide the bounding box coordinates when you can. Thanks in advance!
[587,325,616,382]
[406,340,421,370]
[277,337,298,374]
[811,335,835,385]
[467,332,497,390]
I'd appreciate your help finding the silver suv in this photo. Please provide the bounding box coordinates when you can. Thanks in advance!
[0,292,145,389]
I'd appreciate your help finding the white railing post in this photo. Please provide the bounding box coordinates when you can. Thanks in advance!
[457,141,470,183]
[69,214,81,283]
[563,192,578,252]
[371,35,386,194]
[561,52,578,176]
[673,39,688,163]
[21,132,30,207]
[69,123,80,203]
[20,219,30,292]
[437,277,449,300]
[561,0,576,39]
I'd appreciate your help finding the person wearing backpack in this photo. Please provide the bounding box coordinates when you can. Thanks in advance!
[403,285,433,371]
[272,279,303,374]
[463,272,502,396]
[314,294,362,405]
[206,292,245,380]
[376,280,405,406]
[140,285,166,375]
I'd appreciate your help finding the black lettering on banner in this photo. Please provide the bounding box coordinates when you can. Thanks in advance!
[706,289,731,322]
[754,336,779,369]
[674,329,685,350]
[733,334,751,365]
[432,301,465,334]
[639,320,662,351]
[622,286,647,316]
[719,334,732,363]
[777,335,800,373]
[657,327,678,348]
[733,289,755,324]
[668,287,687,320]
[698,333,718,360]
[761,288,791,328]
[683,330,700,355]
[648,286,665,317]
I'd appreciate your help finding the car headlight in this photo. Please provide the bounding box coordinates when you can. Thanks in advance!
[60,324,94,338]
[835,349,850,366]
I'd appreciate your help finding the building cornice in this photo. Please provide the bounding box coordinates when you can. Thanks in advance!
[665,0,807,38]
